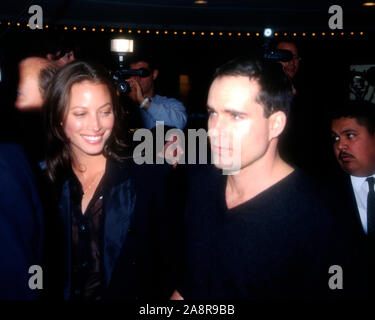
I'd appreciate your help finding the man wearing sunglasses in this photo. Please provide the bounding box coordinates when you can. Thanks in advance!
[126,53,187,130]
[276,41,301,81]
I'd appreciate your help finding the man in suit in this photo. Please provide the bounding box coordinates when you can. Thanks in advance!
[330,100,375,269]
[0,143,44,300]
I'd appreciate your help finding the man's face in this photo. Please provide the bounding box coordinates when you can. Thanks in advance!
[46,50,75,67]
[331,117,375,177]
[276,42,300,79]
[129,61,157,96]
[56,50,75,67]
[15,57,50,110]
[207,75,272,172]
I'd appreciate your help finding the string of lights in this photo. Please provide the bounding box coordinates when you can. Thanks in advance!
[0,20,367,39]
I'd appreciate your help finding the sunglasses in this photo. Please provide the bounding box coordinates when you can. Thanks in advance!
[130,67,152,78]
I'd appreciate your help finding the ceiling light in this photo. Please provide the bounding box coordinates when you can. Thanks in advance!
[363,2,375,6]
[194,0,208,4]
[263,28,273,37]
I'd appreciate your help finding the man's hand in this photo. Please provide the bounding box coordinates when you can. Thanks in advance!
[127,78,145,105]
[157,133,184,168]
[170,290,184,300]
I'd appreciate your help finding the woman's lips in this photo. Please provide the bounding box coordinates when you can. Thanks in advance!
[81,134,104,144]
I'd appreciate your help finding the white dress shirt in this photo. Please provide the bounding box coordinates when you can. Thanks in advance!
[350,173,375,234]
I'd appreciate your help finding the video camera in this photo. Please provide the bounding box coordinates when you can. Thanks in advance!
[264,49,293,62]
[110,37,151,94]
[350,66,375,101]
[262,28,294,62]
[111,67,151,94]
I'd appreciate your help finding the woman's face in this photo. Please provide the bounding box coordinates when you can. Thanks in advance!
[63,80,115,159]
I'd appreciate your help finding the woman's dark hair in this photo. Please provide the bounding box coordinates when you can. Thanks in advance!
[213,56,293,118]
[44,60,127,183]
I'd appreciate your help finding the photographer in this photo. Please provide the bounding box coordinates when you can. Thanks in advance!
[125,53,187,130]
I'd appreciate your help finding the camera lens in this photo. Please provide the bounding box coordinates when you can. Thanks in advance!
[117,80,131,94]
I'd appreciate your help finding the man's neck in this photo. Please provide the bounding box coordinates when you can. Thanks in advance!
[226,152,294,209]
[144,88,155,99]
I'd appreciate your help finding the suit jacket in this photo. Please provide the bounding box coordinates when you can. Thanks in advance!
[328,171,375,281]
[338,173,375,287]
[331,172,367,239]
[58,159,175,300]
[0,143,44,300]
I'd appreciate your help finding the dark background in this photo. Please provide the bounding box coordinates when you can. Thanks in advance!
[1,28,373,117]
[0,0,374,154]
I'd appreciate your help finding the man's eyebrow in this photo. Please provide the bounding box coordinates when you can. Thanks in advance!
[223,109,248,116]
[207,105,248,116]
[341,129,357,134]
[331,129,356,135]
[330,131,340,138]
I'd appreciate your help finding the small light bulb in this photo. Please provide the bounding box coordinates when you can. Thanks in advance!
[263,28,273,38]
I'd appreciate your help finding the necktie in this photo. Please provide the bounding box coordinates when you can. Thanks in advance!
[367,177,375,241]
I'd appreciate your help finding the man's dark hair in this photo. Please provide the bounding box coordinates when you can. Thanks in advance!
[330,100,375,135]
[213,57,293,118]
[125,52,157,71]
[43,35,76,60]
[39,62,59,100]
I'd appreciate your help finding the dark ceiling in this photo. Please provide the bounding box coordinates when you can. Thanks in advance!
[0,0,373,31]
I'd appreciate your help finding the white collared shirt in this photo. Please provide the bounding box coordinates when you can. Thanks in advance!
[350,174,375,234]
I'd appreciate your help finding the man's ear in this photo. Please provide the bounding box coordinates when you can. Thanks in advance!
[152,69,159,81]
[268,111,287,140]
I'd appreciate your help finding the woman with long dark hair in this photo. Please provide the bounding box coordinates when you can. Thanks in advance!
[44,60,174,300]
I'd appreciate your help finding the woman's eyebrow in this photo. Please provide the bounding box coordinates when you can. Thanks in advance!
[70,102,111,110]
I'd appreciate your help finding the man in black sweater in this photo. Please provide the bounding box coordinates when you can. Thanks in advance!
[171,57,368,300]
